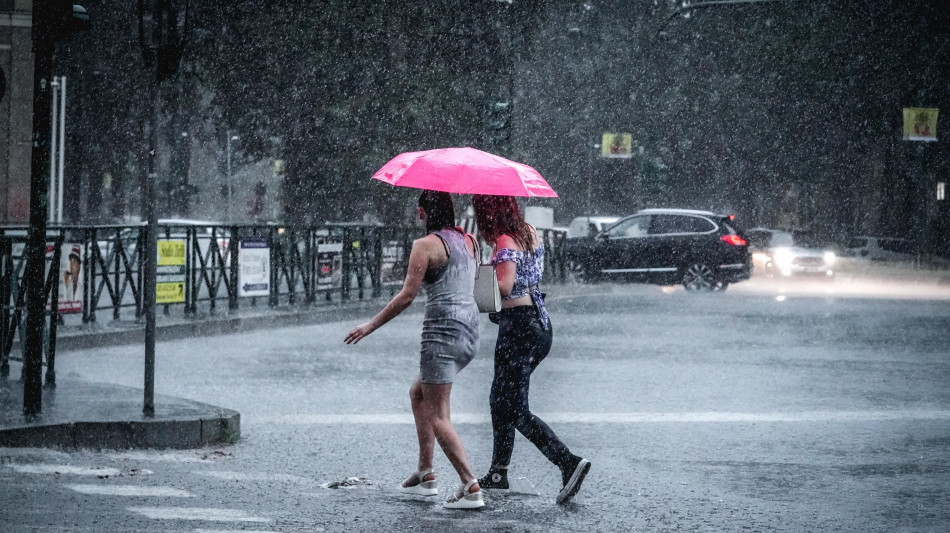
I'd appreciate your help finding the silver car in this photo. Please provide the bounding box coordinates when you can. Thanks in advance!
[747,228,836,278]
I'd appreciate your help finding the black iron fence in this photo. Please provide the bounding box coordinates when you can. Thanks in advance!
[0,223,568,383]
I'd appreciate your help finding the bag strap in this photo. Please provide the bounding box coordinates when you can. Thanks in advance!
[467,234,480,263]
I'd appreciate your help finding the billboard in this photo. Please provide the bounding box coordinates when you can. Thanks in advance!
[602,132,633,158]
[902,107,939,141]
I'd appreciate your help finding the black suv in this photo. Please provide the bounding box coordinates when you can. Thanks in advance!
[563,208,752,291]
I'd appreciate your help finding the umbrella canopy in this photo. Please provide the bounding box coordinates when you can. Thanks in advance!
[371,147,558,198]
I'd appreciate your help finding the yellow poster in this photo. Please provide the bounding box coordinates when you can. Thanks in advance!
[156,282,185,304]
[903,107,938,141]
[157,239,186,303]
[602,133,633,158]
[157,240,186,266]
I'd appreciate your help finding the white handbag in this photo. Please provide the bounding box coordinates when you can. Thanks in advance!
[474,263,501,313]
[469,236,501,313]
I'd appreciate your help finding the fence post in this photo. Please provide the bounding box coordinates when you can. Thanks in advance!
[45,234,63,388]
[269,227,279,308]
[134,225,144,321]
[372,229,382,298]
[305,228,315,305]
[0,238,10,378]
[228,226,239,311]
[341,228,351,301]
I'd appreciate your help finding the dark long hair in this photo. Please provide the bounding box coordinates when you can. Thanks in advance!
[418,190,457,234]
[472,194,534,251]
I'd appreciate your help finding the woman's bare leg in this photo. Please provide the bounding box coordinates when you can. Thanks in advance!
[421,382,479,490]
[409,378,435,478]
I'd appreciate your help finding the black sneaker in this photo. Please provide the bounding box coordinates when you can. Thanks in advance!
[478,469,509,491]
[556,458,591,504]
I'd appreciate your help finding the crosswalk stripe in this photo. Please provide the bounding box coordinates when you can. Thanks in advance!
[193,530,285,533]
[264,410,950,425]
[195,471,308,483]
[5,464,122,476]
[65,483,192,497]
[128,507,271,523]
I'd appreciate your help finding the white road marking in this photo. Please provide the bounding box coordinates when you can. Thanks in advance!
[195,471,308,483]
[65,483,192,497]
[6,464,122,476]
[127,507,271,523]
[193,530,286,533]
[266,410,950,425]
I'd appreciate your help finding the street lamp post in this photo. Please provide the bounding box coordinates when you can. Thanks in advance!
[138,0,188,418]
[226,132,238,222]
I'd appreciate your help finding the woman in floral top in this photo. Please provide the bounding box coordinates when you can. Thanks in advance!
[472,194,591,505]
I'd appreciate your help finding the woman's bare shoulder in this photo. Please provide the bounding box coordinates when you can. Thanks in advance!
[412,234,441,251]
[497,233,519,251]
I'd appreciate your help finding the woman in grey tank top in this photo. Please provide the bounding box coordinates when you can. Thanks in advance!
[344,190,484,510]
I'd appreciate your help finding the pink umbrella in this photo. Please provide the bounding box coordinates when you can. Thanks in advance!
[371,147,558,198]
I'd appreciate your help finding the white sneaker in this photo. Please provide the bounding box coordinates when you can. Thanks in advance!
[397,468,438,496]
[443,479,485,509]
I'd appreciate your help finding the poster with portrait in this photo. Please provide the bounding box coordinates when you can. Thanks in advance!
[46,242,83,314]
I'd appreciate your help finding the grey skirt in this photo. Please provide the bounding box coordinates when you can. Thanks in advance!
[419,319,479,384]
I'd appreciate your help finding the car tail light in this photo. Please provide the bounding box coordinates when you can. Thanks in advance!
[720,234,747,246]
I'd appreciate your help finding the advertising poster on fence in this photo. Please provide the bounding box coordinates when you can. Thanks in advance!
[239,239,270,297]
[45,242,83,314]
[156,239,186,304]
[381,240,407,286]
[317,240,343,289]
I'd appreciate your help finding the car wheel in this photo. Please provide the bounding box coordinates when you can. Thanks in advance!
[682,263,723,292]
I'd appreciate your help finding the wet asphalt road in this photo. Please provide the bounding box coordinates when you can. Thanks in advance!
[2,276,950,532]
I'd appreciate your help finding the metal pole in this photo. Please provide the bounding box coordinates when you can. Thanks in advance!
[587,143,595,215]
[49,77,58,223]
[57,76,66,224]
[226,131,232,222]
[24,3,57,418]
[143,76,159,418]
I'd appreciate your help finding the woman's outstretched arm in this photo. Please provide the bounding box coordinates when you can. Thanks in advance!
[344,236,432,344]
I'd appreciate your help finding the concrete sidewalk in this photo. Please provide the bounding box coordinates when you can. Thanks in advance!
[0,375,239,449]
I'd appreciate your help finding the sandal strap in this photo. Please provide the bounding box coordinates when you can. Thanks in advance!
[463,478,478,493]
[415,468,434,482]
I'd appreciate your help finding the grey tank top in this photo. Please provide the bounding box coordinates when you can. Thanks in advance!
[420,229,479,355]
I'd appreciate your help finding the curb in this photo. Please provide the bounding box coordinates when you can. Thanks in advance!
[0,380,241,450]
[0,410,240,450]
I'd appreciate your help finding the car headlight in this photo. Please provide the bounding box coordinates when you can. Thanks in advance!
[823,251,836,265]
[773,248,793,268]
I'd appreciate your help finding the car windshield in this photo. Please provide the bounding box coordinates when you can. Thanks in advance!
[792,232,825,248]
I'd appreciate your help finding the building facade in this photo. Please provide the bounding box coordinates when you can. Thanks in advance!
[0,0,32,223]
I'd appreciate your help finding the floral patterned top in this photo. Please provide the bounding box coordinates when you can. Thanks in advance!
[491,245,550,329]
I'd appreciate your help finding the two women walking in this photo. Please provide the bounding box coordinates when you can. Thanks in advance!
[344,190,589,510]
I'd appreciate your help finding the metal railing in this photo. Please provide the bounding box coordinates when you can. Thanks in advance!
[0,223,569,384]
